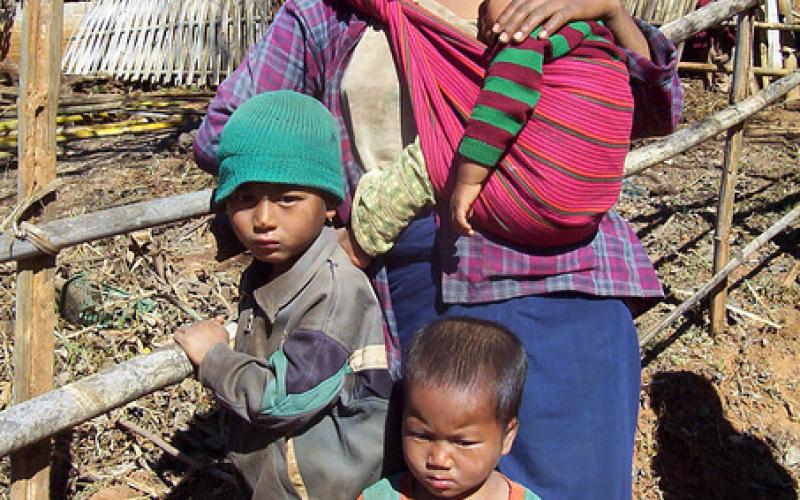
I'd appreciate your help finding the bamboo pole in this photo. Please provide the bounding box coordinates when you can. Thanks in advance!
[640,204,800,347]
[0,189,213,263]
[765,0,783,71]
[0,345,193,458]
[624,69,800,177]
[661,0,761,43]
[11,0,63,498]
[678,61,792,76]
[710,10,753,335]
[721,20,800,30]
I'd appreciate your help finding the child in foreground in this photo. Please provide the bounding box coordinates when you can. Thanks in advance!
[359,318,541,500]
[174,90,393,499]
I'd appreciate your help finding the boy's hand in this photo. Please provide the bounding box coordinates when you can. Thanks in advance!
[174,318,228,367]
[336,227,373,269]
[492,0,624,43]
[451,161,491,237]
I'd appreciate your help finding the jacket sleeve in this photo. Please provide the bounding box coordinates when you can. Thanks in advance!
[198,328,353,434]
[627,18,683,138]
[192,0,330,173]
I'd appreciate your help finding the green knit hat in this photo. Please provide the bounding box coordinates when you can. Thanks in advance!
[213,91,345,206]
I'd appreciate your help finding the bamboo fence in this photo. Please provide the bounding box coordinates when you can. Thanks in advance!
[61,0,272,86]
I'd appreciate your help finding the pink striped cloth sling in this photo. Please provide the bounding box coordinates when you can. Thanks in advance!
[347,0,634,247]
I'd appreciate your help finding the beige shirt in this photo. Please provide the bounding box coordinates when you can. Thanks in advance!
[340,1,477,173]
[342,2,478,255]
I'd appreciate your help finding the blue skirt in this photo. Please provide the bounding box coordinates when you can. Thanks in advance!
[386,214,641,500]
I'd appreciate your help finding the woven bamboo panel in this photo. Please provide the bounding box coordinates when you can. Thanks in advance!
[624,0,700,24]
[62,0,271,86]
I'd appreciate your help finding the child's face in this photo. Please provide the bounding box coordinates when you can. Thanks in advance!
[226,182,335,275]
[402,383,518,499]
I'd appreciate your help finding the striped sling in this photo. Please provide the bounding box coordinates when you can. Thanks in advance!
[347,0,634,247]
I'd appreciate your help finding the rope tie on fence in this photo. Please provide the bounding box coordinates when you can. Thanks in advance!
[11,221,59,256]
[0,179,63,256]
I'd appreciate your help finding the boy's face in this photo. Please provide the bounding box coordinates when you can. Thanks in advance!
[226,182,335,275]
[402,383,518,499]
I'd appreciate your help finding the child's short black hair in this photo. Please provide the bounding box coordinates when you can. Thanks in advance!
[403,317,527,424]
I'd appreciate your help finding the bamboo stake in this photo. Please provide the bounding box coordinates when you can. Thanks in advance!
[640,204,800,347]
[710,10,753,335]
[624,69,800,176]
[0,345,193,458]
[782,0,800,106]
[11,0,63,497]
[765,0,783,71]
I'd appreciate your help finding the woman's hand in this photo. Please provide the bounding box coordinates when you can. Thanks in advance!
[175,318,228,367]
[493,0,622,42]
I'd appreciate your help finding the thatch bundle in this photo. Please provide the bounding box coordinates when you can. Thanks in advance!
[62,0,272,86]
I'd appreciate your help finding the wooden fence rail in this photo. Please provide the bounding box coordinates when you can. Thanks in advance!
[0,345,193,458]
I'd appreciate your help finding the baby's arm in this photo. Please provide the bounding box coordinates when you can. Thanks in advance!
[453,23,597,235]
[350,138,435,258]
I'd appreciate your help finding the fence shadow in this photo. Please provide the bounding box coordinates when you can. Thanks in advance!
[647,371,798,500]
[145,407,242,500]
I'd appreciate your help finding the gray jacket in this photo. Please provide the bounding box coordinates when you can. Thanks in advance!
[199,227,394,499]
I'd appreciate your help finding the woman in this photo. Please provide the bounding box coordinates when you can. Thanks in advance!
[194,0,682,497]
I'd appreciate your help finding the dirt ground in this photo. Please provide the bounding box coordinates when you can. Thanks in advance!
[0,77,797,499]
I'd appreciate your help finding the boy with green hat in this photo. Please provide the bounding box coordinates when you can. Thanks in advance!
[175,90,394,499]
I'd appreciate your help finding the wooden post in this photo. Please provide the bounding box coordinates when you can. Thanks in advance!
[781,0,800,107]
[10,0,63,499]
[710,10,753,335]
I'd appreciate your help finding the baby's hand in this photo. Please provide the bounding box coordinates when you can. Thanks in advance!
[174,318,228,367]
[451,161,491,237]
[336,227,373,269]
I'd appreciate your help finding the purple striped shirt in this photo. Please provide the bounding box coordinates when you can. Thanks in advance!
[194,0,684,373]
